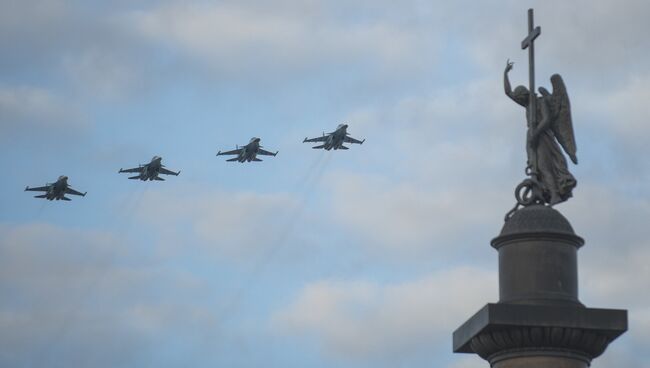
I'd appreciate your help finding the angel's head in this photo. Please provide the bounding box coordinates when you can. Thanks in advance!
[513,85,530,105]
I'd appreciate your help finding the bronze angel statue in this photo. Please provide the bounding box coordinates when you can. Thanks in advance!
[504,60,577,207]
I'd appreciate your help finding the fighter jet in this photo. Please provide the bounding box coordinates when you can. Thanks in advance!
[303,123,364,150]
[118,156,180,181]
[25,175,87,201]
[216,137,278,162]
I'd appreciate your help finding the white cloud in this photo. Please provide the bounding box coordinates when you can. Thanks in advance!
[340,75,533,178]
[0,1,153,101]
[542,0,650,74]
[134,186,302,260]
[61,48,145,100]
[273,266,497,363]
[563,185,650,256]
[563,186,650,346]
[0,85,86,138]
[591,344,648,368]
[446,356,486,368]
[128,1,433,79]
[0,223,216,368]
[325,172,504,257]
[320,79,528,258]
[455,0,650,77]
[2,1,650,367]
[291,181,650,365]
[598,73,650,144]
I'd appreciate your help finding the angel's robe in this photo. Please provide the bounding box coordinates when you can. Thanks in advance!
[528,96,577,205]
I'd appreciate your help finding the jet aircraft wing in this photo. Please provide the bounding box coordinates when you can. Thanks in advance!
[217,148,243,156]
[159,167,180,176]
[303,135,328,143]
[258,148,278,156]
[25,185,49,192]
[119,167,144,173]
[343,136,365,144]
[65,187,86,196]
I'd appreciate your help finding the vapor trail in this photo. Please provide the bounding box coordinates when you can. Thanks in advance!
[34,199,47,219]
[32,183,149,367]
[211,152,332,333]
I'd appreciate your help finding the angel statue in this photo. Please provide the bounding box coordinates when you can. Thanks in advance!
[504,60,577,210]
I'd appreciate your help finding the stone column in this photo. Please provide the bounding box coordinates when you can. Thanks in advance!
[453,205,627,367]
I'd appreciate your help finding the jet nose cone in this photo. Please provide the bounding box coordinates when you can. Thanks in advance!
[254,137,261,142]
[343,124,349,129]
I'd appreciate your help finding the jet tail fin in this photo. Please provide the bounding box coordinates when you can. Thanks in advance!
[253,158,263,162]
[226,157,239,162]
[154,177,165,181]
[312,144,326,149]
[128,175,141,180]
[338,145,349,150]
[61,196,71,201]
[34,194,47,199]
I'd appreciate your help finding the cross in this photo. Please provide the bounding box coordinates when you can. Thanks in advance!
[521,8,541,127]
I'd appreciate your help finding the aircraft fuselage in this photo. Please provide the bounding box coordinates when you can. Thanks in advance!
[35,176,70,200]
[238,139,261,162]
[46,176,70,200]
[324,125,348,150]
[139,156,163,180]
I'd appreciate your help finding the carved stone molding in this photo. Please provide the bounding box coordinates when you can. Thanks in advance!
[470,326,612,362]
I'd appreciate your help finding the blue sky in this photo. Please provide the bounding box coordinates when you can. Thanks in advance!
[1,1,649,367]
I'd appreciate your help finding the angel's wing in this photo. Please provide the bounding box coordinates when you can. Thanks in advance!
[549,74,577,164]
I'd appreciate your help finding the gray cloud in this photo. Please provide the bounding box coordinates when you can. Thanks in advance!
[444,0,650,80]
[564,186,650,341]
[288,179,649,366]
[0,0,155,100]
[5,0,649,96]
[446,356,485,368]
[596,73,650,144]
[124,0,441,83]
[325,171,505,259]
[132,186,302,261]
[0,223,217,368]
[273,266,497,365]
[1,1,648,367]
[0,85,87,140]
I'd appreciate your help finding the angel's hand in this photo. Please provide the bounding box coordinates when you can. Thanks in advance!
[505,59,514,73]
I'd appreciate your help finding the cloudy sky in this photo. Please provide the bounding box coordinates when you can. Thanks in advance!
[1,0,648,367]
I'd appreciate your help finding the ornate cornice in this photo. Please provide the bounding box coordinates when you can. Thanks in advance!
[470,326,612,362]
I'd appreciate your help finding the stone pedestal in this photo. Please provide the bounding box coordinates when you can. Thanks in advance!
[453,205,627,367]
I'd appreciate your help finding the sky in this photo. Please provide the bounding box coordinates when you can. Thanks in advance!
[1,0,649,367]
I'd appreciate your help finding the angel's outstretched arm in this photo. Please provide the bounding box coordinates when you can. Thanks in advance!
[504,60,526,107]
